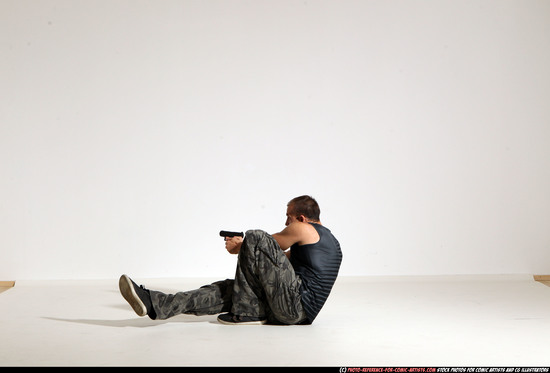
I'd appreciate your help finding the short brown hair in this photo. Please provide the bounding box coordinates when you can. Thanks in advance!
[288,195,320,222]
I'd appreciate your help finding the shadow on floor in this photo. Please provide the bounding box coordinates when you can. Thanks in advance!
[42,314,218,328]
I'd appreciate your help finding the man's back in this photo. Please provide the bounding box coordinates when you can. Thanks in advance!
[290,223,342,324]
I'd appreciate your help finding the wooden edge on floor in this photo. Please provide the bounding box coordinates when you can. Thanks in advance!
[0,277,548,287]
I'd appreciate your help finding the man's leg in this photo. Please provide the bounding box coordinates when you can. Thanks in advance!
[227,230,306,325]
[149,279,234,320]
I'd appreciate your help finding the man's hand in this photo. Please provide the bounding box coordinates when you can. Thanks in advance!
[225,236,243,255]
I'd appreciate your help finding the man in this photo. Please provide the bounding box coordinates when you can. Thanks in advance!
[119,195,342,325]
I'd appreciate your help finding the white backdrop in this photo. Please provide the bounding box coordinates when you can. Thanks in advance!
[2,0,550,280]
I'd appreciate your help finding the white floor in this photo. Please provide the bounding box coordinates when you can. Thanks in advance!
[1,275,549,367]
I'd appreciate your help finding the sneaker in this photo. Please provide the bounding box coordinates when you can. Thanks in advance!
[217,312,266,325]
[119,274,153,317]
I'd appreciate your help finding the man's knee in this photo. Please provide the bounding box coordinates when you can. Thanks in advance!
[243,229,270,245]
[238,229,285,271]
[240,230,274,255]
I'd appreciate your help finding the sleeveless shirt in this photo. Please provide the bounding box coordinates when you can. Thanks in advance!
[290,223,342,324]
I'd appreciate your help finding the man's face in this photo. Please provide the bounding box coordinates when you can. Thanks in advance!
[285,204,300,226]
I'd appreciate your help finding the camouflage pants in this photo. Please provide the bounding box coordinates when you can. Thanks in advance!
[149,230,307,325]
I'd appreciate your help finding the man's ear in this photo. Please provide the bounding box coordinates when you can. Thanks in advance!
[297,215,306,222]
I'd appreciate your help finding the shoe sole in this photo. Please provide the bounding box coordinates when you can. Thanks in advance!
[217,317,267,326]
[119,274,147,317]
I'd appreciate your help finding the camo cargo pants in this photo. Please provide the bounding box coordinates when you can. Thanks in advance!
[149,230,307,325]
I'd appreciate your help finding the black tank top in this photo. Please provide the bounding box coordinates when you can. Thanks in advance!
[290,223,342,323]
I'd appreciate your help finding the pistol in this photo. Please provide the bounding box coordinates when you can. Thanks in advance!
[219,230,244,238]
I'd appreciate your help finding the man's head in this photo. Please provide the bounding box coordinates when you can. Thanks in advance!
[285,195,321,226]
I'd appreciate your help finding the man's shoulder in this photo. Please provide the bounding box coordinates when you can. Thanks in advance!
[286,221,318,233]
[290,222,321,245]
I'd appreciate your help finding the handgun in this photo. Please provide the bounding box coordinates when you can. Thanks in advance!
[219,230,244,238]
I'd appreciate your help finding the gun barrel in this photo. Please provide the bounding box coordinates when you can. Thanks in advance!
[219,230,244,238]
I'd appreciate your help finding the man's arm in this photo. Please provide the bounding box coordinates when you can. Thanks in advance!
[272,222,313,251]
[225,221,317,256]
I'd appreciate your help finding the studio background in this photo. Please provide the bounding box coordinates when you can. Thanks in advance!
[2,0,549,280]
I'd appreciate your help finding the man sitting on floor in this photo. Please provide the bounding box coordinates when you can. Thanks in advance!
[119,195,343,325]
